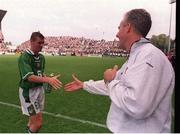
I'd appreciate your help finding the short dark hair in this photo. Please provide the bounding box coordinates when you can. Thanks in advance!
[30,31,44,41]
[125,9,152,37]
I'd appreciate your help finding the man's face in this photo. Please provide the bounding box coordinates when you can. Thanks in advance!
[31,37,45,54]
[116,16,129,50]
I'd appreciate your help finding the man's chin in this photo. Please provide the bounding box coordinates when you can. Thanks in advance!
[38,49,42,53]
[118,44,125,50]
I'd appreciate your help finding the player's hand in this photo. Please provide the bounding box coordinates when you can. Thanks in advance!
[104,65,118,84]
[48,74,62,90]
[64,74,83,92]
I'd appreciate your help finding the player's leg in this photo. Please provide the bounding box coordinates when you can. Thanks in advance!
[28,86,45,132]
[19,87,44,133]
[27,112,42,133]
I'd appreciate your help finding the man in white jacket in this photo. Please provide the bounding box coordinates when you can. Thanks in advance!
[64,9,175,133]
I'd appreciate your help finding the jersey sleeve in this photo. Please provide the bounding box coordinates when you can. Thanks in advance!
[18,54,34,80]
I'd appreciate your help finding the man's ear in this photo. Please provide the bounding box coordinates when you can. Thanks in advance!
[30,40,33,44]
[126,23,132,33]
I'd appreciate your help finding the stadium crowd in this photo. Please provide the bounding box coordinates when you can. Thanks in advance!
[17,36,128,57]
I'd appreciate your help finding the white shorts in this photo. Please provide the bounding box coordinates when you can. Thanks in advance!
[19,86,45,116]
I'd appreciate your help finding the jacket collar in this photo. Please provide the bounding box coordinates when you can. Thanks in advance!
[130,38,151,54]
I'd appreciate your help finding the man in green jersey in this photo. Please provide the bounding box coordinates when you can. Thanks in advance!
[18,32,62,133]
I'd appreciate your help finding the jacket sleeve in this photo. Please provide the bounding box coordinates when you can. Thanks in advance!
[107,52,173,119]
[83,80,109,96]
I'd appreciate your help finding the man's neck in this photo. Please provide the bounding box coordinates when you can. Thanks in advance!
[126,35,142,52]
[30,48,38,56]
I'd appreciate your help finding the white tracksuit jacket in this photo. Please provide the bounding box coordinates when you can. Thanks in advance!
[83,38,175,133]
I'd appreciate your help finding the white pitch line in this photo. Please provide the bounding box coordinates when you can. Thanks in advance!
[0,101,107,128]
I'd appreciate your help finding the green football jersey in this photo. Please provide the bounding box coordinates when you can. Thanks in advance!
[18,49,45,100]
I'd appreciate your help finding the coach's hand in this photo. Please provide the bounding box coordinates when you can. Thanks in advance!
[64,74,83,92]
[48,74,62,90]
[104,65,118,84]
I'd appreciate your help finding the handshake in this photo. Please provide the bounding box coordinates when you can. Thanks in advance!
[43,73,83,93]
[44,64,119,92]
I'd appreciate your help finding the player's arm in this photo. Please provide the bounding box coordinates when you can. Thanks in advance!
[18,54,62,90]
[28,74,62,90]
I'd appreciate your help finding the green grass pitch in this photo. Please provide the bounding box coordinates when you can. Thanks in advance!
[0,55,174,132]
[0,55,126,133]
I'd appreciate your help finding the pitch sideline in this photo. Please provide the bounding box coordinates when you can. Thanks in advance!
[0,100,174,128]
[0,101,107,128]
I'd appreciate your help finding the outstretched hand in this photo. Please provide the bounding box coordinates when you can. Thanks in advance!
[64,74,83,92]
[48,74,62,90]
